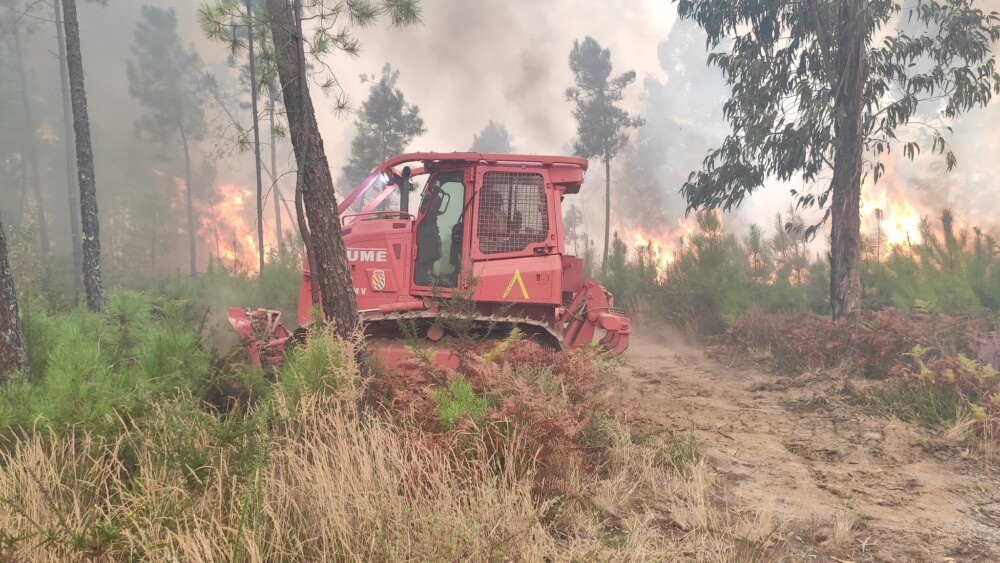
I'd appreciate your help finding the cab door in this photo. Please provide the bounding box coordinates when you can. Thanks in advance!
[412,169,470,291]
[469,168,560,304]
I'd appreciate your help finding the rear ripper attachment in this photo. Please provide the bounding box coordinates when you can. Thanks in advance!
[228,152,632,370]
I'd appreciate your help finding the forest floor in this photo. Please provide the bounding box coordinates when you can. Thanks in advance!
[621,325,1000,562]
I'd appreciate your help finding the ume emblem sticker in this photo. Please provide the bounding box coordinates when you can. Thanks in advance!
[371,269,387,291]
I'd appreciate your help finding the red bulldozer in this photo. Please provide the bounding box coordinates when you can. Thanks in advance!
[229,152,631,370]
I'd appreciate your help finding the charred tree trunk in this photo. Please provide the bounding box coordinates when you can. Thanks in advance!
[55,0,83,297]
[602,156,611,275]
[0,213,27,379]
[829,0,868,326]
[63,0,103,312]
[266,0,359,342]
[13,22,50,259]
[289,1,317,305]
[246,0,266,274]
[178,123,197,277]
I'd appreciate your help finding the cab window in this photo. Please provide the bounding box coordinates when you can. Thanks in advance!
[477,171,548,254]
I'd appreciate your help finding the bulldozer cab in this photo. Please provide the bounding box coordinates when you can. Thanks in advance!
[412,165,558,293]
[335,153,587,308]
[413,170,467,288]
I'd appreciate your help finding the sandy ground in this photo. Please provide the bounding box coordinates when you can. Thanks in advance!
[621,325,1000,562]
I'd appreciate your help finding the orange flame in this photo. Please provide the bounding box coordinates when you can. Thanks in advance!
[615,216,700,277]
[198,183,260,272]
[861,155,923,257]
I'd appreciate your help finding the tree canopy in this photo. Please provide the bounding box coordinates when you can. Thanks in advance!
[340,64,425,191]
[470,120,515,153]
[677,0,1000,231]
[128,6,206,148]
[566,37,643,164]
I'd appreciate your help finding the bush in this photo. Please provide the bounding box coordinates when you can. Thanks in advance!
[0,290,215,447]
[728,308,990,378]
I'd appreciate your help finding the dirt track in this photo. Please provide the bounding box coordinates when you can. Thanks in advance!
[622,326,1000,562]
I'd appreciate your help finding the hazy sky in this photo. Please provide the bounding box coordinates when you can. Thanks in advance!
[50,0,1000,248]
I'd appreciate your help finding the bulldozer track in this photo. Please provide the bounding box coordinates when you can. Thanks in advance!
[361,310,564,350]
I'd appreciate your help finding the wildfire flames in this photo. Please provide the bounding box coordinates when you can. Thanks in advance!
[198,183,261,272]
[616,216,700,276]
[616,155,938,277]
[860,155,924,257]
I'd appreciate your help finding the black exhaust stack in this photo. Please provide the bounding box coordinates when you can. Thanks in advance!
[399,166,412,215]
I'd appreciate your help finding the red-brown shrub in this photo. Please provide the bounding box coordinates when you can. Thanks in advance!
[365,338,620,490]
[728,308,991,378]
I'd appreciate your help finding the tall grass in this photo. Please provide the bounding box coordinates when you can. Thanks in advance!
[0,303,792,561]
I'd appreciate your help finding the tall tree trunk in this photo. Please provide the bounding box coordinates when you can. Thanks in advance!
[150,176,159,277]
[63,0,103,312]
[0,212,27,379]
[829,0,868,325]
[16,138,27,231]
[602,156,611,275]
[178,123,197,277]
[266,0,359,342]
[296,173,319,305]
[270,98,284,260]
[247,0,266,274]
[12,22,50,259]
[55,0,83,298]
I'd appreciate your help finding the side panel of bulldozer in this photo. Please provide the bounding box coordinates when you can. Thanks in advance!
[469,255,563,305]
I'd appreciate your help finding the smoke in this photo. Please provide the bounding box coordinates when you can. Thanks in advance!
[3,0,1000,288]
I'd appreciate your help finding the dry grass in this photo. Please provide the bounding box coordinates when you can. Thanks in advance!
[822,508,859,550]
[0,391,552,561]
[0,398,797,561]
[0,331,798,561]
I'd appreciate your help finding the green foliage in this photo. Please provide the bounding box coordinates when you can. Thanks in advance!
[159,243,302,321]
[340,64,426,192]
[597,211,828,336]
[431,377,489,430]
[874,379,968,429]
[0,291,215,445]
[470,120,515,153]
[276,324,349,408]
[677,0,1000,220]
[863,209,1000,314]
[200,0,422,112]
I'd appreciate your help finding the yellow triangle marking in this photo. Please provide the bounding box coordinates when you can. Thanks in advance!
[503,270,529,300]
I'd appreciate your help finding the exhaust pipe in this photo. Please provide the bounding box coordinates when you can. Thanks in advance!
[399,166,412,215]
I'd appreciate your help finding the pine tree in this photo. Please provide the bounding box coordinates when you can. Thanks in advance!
[470,120,515,153]
[341,64,425,192]
[566,37,643,274]
[127,6,207,278]
[263,0,421,363]
[62,0,103,311]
